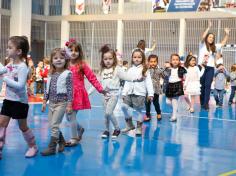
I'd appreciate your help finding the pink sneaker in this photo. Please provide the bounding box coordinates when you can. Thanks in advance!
[25,146,38,158]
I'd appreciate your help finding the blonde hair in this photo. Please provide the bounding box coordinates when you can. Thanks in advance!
[231,64,236,72]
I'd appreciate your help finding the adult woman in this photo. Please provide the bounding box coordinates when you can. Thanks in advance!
[198,21,230,110]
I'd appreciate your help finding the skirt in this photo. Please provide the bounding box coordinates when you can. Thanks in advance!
[1,99,29,119]
[165,81,184,98]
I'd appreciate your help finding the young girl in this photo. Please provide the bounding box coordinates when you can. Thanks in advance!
[198,21,230,110]
[41,48,73,156]
[64,38,106,146]
[27,58,36,96]
[35,61,44,95]
[228,64,236,105]
[144,54,163,122]
[183,55,204,113]
[89,45,141,139]
[121,48,154,136]
[165,54,187,122]
[0,36,38,159]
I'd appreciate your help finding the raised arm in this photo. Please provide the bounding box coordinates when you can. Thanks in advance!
[201,21,212,43]
[83,63,103,93]
[220,28,230,46]
[146,40,157,52]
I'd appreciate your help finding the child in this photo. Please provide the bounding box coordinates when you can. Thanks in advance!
[215,53,223,66]
[64,38,106,146]
[35,61,44,95]
[228,64,236,105]
[27,58,36,96]
[120,60,129,88]
[0,36,38,159]
[0,57,12,97]
[183,55,205,113]
[121,48,154,136]
[137,39,156,57]
[213,64,229,107]
[41,57,50,89]
[165,54,187,122]
[144,54,163,122]
[41,48,72,156]
[162,61,171,94]
[89,45,141,139]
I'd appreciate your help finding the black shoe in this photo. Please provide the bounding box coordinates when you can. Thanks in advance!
[101,131,109,139]
[111,129,120,139]
[58,131,65,152]
[203,104,209,110]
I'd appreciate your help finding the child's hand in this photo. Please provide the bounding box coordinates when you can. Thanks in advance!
[147,96,153,102]
[41,102,46,112]
[66,104,73,114]
[183,85,186,90]
[133,77,144,82]
[101,89,110,96]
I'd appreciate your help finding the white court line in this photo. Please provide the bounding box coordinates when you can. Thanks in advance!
[91,105,236,122]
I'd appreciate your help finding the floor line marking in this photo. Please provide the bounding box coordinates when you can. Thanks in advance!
[219,170,236,176]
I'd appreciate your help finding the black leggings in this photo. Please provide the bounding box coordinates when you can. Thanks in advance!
[145,93,161,116]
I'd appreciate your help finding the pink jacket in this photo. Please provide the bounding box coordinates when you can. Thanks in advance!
[70,63,103,110]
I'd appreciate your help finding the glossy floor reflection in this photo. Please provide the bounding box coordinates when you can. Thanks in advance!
[0,93,236,176]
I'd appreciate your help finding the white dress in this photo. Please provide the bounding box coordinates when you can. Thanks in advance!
[184,66,204,95]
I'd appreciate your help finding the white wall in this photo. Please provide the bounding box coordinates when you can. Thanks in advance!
[10,0,32,43]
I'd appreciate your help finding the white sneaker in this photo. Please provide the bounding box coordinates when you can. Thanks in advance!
[25,146,38,158]
[169,117,177,122]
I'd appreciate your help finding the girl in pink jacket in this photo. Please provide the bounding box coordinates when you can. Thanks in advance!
[65,39,106,146]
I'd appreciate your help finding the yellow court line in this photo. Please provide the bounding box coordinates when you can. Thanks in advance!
[219,170,236,176]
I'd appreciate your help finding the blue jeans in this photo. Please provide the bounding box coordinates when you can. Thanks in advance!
[229,86,236,103]
[200,66,214,107]
[213,89,224,106]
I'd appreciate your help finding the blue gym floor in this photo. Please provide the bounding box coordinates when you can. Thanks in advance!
[0,92,236,176]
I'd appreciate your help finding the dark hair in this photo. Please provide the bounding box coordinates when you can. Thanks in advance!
[216,63,223,68]
[205,33,216,53]
[67,40,85,72]
[99,44,117,72]
[148,54,158,62]
[50,48,69,74]
[123,60,128,66]
[137,40,146,51]
[131,48,148,77]
[184,55,197,68]
[9,36,29,66]
[170,53,181,67]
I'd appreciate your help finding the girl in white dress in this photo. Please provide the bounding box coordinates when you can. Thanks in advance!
[184,55,205,113]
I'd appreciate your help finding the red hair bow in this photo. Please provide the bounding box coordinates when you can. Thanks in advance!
[65,38,77,46]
